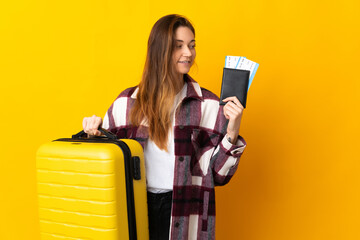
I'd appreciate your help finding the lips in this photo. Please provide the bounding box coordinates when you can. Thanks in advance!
[176,60,192,73]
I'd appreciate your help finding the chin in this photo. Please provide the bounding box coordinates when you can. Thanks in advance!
[176,67,191,74]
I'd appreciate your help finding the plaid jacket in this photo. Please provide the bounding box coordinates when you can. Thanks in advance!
[102,74,246,240]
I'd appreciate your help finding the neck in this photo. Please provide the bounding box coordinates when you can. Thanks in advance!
[174,73,185,93]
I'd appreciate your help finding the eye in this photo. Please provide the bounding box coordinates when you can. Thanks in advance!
[176,45,182,48]
[190,44,196,49]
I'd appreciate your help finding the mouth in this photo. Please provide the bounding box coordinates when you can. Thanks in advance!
[178,60,191,64]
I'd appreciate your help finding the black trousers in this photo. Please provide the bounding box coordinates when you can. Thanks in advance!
[147,191,173,240]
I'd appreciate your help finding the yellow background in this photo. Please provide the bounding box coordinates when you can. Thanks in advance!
[1,0,359,239]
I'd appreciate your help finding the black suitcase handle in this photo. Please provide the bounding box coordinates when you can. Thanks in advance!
[72,127,117,140]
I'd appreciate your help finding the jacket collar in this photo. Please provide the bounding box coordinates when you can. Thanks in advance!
[130,74,203,101]
[183,74,203,101]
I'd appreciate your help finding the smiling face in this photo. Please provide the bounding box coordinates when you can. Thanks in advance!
[173,26,196,75]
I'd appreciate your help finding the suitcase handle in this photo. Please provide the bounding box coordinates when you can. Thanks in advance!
[72,127,117,140]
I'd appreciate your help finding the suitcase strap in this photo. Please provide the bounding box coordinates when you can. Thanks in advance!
[72,127,117,140]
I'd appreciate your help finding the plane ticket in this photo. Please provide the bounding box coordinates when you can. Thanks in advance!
[225,56,259,90]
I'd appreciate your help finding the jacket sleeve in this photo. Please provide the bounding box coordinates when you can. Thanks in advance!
[101,87,136,139]
[101,107,114,132]
[210,104,246,186]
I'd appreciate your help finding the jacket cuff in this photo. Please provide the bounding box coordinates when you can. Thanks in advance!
[222,134,246,157]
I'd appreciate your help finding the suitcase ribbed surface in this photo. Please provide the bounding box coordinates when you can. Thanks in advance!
[36,139,148,240]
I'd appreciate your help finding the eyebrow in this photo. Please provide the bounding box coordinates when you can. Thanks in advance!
[176,39,196,43]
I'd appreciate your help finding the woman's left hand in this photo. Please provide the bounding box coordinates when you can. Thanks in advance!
[222,96,244,144]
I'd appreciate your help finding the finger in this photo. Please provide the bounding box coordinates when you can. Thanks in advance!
[84,118,92,134]
[223,97,244,109]
[88,118,95,132]
[93,117,103,134]
[222,96,238,102]
[94,130,102,136]
[223,107,231,119]
[224,110,237,121]
[83,117,88,131]
[225,101,243,113]
[225,101,242,112]
[96,117,102,128]
[90,116,99,130]
[225,103,243,119]
[230,97,243,108]
[224,106,238,118]
[224,104,238,116]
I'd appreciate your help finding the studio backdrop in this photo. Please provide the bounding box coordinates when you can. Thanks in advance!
[0,0,359,239]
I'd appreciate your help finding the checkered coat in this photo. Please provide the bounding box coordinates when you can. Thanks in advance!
[102,74,246,240]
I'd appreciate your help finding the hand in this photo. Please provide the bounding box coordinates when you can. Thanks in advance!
[82,115,103,136]
[222,96,244,144]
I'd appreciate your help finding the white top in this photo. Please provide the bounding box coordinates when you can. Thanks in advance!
[144,83,188,193]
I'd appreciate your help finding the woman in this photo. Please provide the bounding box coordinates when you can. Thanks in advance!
[83,14,246,240]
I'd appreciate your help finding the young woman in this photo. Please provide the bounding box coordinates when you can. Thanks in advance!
[83,14,246,240]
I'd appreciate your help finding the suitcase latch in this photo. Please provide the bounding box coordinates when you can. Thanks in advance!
[132,156,141,180]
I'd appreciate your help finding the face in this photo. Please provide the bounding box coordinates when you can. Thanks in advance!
[173,26,196,75]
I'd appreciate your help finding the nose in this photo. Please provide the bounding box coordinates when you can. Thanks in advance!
[183,46,192,57]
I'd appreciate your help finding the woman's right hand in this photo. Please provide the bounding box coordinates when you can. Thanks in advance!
[82,115,103,136]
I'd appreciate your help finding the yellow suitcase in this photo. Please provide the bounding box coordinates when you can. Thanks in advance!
[36,129,148,240]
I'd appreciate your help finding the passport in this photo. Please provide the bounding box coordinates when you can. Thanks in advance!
[219,68,250,108]
[220,56,259,108]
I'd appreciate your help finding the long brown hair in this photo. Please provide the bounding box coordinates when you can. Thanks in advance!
[130,14,195,150]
